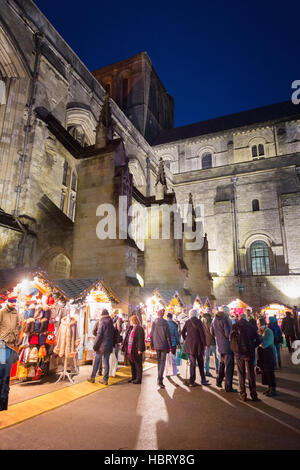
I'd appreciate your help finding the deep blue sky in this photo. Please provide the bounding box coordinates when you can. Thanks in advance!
[35,0,299,128]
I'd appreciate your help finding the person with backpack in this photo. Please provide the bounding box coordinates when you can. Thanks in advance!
[230,312,261,402]
[177,309,189,345]
[150,309,172,389]
[112,312,123,361]
[268,316,283,368]
[211,306,236,393]
[181,309,210,387]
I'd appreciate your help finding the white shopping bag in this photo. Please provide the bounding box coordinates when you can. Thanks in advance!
[165,352,178,376]
[109,349,118,377]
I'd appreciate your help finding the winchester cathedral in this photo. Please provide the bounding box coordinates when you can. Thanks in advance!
[0,0,300,311]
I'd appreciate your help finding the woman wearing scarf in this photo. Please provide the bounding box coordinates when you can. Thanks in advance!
[122,315,145,384]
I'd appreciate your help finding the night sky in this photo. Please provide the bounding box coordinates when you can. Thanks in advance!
[34,0,300,128]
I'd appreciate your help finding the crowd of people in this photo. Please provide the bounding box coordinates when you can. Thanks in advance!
[87,306,299,402]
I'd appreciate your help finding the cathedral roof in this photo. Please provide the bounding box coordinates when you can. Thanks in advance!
[153,100,300,145]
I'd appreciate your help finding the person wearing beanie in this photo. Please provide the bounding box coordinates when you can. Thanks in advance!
[211,306,236,393]
[150,309,172,389]
[166,312,180,355]
[181,309,210,387]
[88,308,114,385]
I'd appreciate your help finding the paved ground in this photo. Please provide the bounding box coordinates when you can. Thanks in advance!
[0,350,299,450]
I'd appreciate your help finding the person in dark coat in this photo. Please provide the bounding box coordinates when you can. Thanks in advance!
[150,309,172,389]
[89,309,114,385]
[211,306,236,392]
[268,316,283,368]
[281,312,296,353]
[231,313,261,402]
[166,312,180,354]
[257,317,277,397]
[181,309,210,387]
[202,312,219,377]
[122,315,145,384]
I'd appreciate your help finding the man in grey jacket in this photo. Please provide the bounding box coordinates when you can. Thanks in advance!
[211,306,237,393]
[150,309,172,389]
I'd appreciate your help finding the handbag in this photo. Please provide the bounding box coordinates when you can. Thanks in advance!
[179,344,189,361]
[176,350,182,366]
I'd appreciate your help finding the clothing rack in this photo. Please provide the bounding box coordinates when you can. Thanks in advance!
[55,355,74,384]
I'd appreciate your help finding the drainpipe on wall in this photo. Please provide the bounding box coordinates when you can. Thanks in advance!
[232,177,242,292]
[273,125,279,156]
[14,32,44,216]
[146,156,150,197]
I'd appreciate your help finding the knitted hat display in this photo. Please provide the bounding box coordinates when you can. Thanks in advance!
[29,335,39,345]
[47,295,55,306]
[38,334,47,347]
[45,333,56,345]
[27,365,36,378]
[34,320,41,333]
[40,318,49,333]
[28,347,38,363]
[47,322,55,333]
[38,345,47,361]
[42,309,50,320]
[32,366,43,381]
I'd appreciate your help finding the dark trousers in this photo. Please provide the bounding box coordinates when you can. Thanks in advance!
[217,353,234,391]
[285,334,296,353]
[188,353,206,384]
[156,350,167,384]
[274,343,282,368]
[171,345,177,355]
[91,353,103,378]
[130,354,143,382]
[236,357,257,399]
[263,369,276,389]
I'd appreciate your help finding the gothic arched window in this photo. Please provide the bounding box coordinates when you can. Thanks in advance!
[252,145,258,158]
[252,144,265,158]
[258,144,265,156]
[250,240,270,275]
[252,199,260,211]
[202,153,212,169]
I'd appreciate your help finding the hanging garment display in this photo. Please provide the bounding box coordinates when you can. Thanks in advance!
[0,302,20,345]
[54,316,80,358]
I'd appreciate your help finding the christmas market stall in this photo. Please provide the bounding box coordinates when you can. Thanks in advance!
[227,298,252,317]
[193,295,212,314]
[53,278,120,364]
[0,268,67,383]
[141,288,186,343]
[259,302,293,326]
